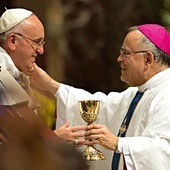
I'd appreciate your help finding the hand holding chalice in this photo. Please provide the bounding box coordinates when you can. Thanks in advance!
[78,100,106,161]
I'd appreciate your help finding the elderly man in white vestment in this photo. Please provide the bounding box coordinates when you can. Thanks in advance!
[30,24,170,170]
[0,8,86,146]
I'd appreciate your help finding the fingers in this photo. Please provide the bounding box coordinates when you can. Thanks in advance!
[61,121,69,128]
[84,124,107,146]
[55,122,109,148]
[73,139,79,145]
[57,123,118,151]
[68,126,86,147]
[70,126,86,139]
[73,138,86,147]
[85,124,105,138]
[33,63,38,68]
[85,124,105,131]
[70,125,86,133]
[85,139,99,146]
[54,122,86,146]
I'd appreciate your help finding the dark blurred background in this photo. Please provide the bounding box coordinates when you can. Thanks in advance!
[0,0,170,128]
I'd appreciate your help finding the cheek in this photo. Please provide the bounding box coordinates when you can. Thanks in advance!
[21,56,33,71]
[123,63,139,82]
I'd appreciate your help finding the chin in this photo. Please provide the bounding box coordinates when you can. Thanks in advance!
[120,76,126,82]
[24,70,33,76]
[26,72,32,76]
[121,77,130,85]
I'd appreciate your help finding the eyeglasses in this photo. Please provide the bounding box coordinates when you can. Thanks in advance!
[14,32,45,49]
[120,48,148,59]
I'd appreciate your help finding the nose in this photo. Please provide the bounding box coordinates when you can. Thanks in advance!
[117,54,123,62]
[36,45,44,55]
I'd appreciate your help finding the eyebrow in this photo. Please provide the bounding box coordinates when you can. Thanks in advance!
[121,46,129,51]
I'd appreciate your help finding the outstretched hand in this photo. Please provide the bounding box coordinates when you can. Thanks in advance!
[84,124,119,151]
[30,63,59,94]
[54,121,86,147]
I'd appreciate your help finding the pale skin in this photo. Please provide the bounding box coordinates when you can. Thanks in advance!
[4,15,45,76]
[54,121,85,146]
[30,30,169,150]
[84,124,119,151]
[2,14,86,146]
[30,63,59,94]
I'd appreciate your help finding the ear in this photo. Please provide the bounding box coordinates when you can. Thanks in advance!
[7,33,17,50]
[143,51,155,71]
[145,51,154,64]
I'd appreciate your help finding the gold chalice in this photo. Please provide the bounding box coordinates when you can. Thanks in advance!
[78,100,106,161]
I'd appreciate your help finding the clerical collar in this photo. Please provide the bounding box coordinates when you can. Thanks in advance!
[138,68,170,92]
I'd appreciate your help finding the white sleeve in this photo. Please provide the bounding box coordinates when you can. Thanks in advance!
[54,83,97,128]
[118,138,134,170]
[54,84,70,128]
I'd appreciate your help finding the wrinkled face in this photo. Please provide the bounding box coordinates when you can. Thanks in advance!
[117,30,148,86]
[10,15,45,76]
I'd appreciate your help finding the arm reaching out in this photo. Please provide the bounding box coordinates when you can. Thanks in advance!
[30,63,59,94]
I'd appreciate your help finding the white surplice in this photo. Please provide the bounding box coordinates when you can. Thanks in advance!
[55,68,170,170]
[0,47,39,109]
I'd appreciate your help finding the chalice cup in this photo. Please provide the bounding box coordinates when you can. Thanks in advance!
[78,100,106,161]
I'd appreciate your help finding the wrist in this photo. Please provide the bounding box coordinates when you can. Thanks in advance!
[113,137,119,151]
[48,79,60,94]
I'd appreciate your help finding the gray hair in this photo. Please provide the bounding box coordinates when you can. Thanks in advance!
[128,26,170,67]
[0,15,33,46]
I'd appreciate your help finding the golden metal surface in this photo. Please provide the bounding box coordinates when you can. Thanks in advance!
[78,100,106,161]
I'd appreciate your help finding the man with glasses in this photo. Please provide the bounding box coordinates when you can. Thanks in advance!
[13,32,46,50]
[0,8,85,146]
[30,24,170,170]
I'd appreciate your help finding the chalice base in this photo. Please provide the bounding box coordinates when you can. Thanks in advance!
[83,145,106,161]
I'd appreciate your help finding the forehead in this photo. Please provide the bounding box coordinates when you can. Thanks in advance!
[22,15,44,38]
[122,30,143,50]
